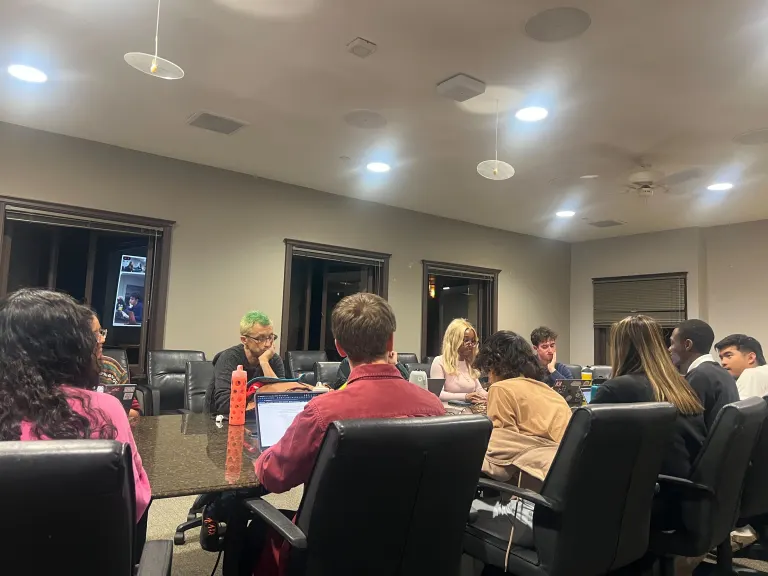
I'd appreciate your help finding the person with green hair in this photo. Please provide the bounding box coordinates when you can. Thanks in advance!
[212,310,285,415]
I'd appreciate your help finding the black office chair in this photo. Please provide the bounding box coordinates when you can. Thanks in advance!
[184,360,214,414]
[564,364,582,379]
[103,347,130,373]
[397,352,419,365]
[147,350,206,414]
[590,365,612,382]
[244,415,492,575]
[424,355,436,368]
[0,439,172,576]
[464,403,678,576]
[314,361,340,386]
[648,397,767,576]
[285,351,328,379]
[716,396,768,572]
[405,362,431,374]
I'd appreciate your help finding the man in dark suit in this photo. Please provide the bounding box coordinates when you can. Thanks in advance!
[669,319,738,430]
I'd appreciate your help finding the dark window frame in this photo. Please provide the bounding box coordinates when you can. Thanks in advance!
[280,239,391,356]
[0,196,175,375]
[420,260,500,361]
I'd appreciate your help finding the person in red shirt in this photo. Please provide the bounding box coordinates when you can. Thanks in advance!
[250,292,445,574]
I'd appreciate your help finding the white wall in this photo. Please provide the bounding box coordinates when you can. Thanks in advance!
[0,122,572,360]
[571,221,768,364]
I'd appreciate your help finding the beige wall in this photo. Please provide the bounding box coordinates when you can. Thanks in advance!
[0,122,572,360]
[570,221,768,364]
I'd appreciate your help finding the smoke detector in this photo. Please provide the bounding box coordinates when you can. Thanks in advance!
[436,74,486,102]
[347,37,377,59]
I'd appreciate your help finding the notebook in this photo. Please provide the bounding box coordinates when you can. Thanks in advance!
[95,384,137,412]
[427,378,445,397]
[254,392,323,450]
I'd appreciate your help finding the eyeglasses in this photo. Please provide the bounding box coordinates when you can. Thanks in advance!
[245,334,278,344]
[95,329,108,340]
[462,339,478,347]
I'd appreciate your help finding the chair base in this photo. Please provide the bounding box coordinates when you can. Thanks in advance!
[174,517,202,545]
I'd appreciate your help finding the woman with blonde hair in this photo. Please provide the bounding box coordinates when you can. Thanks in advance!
[430,318,487,403]
[592,315,706,478]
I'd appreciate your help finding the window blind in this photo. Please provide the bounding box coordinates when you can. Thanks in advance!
[593,274,687,327]
[5,207,164,236]
[424,263,497,281]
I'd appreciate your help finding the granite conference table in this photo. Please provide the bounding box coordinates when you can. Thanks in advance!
[132,413,263,499]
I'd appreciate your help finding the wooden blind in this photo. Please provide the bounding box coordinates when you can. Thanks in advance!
[593,274,687,327]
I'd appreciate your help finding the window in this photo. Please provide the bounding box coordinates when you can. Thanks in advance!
[280,239,390,360]
[0,197,174,375]
[421,261,499,361]
[592,272,687,364]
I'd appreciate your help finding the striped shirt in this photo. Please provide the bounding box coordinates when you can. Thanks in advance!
[100,355,140,413]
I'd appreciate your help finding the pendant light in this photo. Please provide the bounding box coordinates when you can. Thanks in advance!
[124,0,184,80]
[477,100,514,180]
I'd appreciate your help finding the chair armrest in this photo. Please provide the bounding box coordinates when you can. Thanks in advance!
[243,498,307,550]
[477,477,560,511]
[135,385,160,416]
[657,474,714,496]
[136,540,173,576]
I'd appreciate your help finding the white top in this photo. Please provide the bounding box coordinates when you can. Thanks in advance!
[737,365,768,399]
[688,354,716,373]
[430,355,487,402]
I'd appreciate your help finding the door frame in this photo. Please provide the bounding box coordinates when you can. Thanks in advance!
[0,196,175,369]
[280,239,391,356]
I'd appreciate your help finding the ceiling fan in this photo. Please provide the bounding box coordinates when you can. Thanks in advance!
[620,164,704,199]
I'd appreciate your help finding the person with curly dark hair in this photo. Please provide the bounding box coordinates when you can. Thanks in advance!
[470,330,571,550]
[530,326,573,386]
[0,288,150,522]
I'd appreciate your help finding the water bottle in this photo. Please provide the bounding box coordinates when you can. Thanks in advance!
[228,365,247,425]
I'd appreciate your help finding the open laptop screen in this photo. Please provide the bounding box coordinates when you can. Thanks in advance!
[255,393,317,449]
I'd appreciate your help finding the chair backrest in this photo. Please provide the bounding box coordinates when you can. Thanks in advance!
[285,351,328,379]
[102,347,130,376]
[686,397,767,550]
[148,350,206,412]
[0,440,136,575]
[405,362,431,375]
[314,361,340,386]
[185,360,214,413]
[740,397,768,519]
[565,364,583,378]
[535,403,678,575]
[397,353,419,365]
[292,416,492,576]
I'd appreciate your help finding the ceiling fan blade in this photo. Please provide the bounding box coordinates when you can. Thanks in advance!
[659,167,704,187]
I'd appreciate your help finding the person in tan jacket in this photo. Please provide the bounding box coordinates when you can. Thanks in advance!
[470,330,572,552]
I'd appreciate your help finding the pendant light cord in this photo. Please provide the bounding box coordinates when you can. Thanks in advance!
[494,99,499,167]
[153,0,161,61]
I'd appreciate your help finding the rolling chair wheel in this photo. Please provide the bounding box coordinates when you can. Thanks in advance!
[173,532,186,546]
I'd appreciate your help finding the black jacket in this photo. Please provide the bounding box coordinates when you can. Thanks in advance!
[592,372,706,479]
[685,360,739,431]
[211,344,285,415]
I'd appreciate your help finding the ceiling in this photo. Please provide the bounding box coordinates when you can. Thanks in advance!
[2,0,768,241]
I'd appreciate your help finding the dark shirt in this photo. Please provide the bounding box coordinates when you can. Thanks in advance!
[332,357,410,390]
[546,362,574,386]
[129,302,143,323]
[592,372,706,479]
[212,344,285,415]
[685,360,739,431]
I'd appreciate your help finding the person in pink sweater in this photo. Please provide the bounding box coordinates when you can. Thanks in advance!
[0,288,150,523]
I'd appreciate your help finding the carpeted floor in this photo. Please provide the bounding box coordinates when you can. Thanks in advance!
[146,487,303,576]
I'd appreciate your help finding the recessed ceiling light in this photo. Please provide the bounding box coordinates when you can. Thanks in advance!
[515,107,548,122]
[7,64,47,83]
[442,286,450,291]
[580,174,599,179]
[707,182,733,191]
[556,210,576,218]
[366,162,390,173]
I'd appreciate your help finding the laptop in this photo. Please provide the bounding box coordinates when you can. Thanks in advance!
[254,392,323,450]
[95,384,137,411]
[427,378,445,398]
[581,385,593,404]
[552,379,587,407]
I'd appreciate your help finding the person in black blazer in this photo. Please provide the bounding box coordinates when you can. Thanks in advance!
[592,315,706,480]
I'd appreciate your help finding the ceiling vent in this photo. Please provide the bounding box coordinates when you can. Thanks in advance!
[187,112,247,135]
[588,220,625,228]
[436,74,486,102]
[347,37,377,58]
